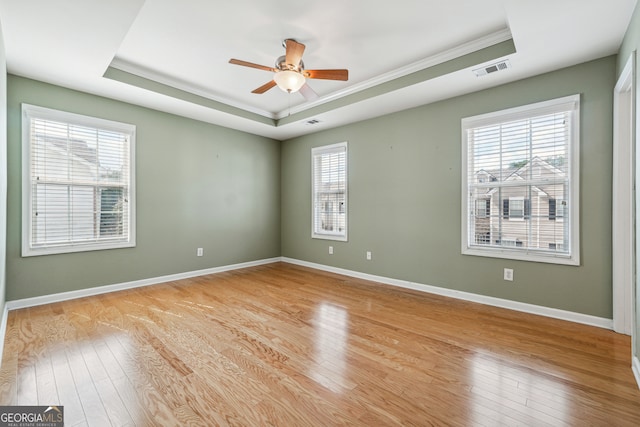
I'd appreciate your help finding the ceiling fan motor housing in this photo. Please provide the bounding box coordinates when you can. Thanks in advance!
[276,55,304,72]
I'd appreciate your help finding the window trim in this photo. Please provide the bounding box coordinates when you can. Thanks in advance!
[22,104,136,257]
[311,142,348,241]
[461,95,580,266]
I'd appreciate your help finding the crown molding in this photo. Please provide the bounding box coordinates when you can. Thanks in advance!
[107,28,513,123]
[109,57,276,119]
[274,28,513,119]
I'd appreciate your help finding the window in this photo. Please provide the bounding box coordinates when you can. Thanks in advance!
[22,104,136,256]
[548,198,567,221]
[312,142,347,241]
[461,95,580,265]
[508,197,524,220]
[475,199,490,218]
[551,197,567,219]
[503,197,530,221]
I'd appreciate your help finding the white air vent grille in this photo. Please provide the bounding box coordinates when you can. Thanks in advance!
[473,59,511,77]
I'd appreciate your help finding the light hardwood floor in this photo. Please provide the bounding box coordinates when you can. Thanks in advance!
[0,262,639,426]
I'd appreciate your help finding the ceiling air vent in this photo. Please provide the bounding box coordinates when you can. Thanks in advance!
[473,59,511,77]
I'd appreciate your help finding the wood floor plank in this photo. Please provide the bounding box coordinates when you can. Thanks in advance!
[108,360,181,426]
[1,262,640,426]
[93,376,135,427]
[15,363,36,406]
[35,351,59,405]
[65,342,112,427]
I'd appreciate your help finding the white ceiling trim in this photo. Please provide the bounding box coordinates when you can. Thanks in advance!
[274,28,514,119]
[109,56,275,119]
[109,28,513,122]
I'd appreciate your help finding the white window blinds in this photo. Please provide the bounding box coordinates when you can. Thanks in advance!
[461,95,580,265]
[22,104,136,256]
[312,142,347,241]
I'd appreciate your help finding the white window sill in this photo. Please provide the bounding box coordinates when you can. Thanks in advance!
[312,233,348,242]
[462,246,579,266]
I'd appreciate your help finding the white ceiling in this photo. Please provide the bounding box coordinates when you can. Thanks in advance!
[0,0,636,140]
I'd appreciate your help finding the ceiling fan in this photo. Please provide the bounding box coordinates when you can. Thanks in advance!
[229,39,348,101]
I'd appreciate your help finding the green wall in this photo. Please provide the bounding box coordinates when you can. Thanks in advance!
[282,56,616,318]
[6,76,281,300]
[2,55,620,320]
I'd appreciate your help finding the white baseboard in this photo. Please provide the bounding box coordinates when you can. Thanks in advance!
[2,255,614,329]
[633,356,640,390]
[0,303,7,362]
[0,255,621,373]
[5,257,281,311]
[281,257,614,330]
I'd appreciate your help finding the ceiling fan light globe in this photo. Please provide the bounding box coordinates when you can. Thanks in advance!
[274,70,305,93]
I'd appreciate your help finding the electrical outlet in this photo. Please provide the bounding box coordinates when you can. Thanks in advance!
[366,251,372,260]
[197,248,203,257]
[504,268,513,281]
[329,246,334,255]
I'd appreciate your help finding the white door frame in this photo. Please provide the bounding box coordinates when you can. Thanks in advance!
[613,52,635,335]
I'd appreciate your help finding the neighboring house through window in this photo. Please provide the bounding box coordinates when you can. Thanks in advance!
[312,142,347,241]
[22,104,136,256]
[461,95,580,265]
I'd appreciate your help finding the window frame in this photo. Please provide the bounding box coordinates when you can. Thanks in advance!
[461,95,580,266]
[311,142,348,241]
[22,104,136,257]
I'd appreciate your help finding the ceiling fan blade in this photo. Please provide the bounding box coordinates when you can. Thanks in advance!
[299,83,319,101]
[252,80,277,94]
[285,39,305,67]
[229,59,277,72]
[303,69,349,81]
